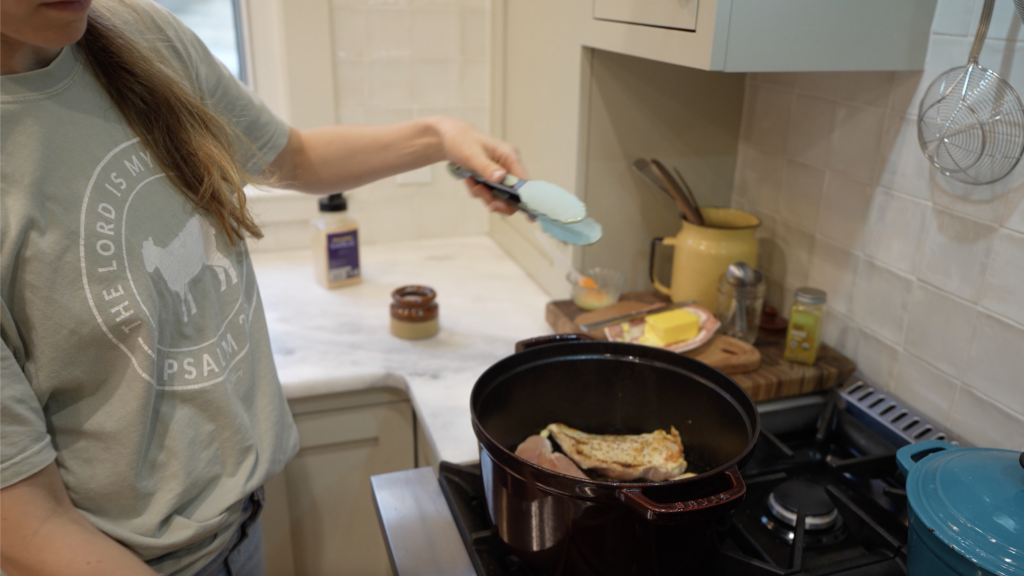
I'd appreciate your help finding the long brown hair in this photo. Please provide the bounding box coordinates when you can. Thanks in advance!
[77,0,265,244]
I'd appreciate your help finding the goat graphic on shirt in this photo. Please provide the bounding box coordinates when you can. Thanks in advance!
[142,215,238,322]
[80,138,254,389]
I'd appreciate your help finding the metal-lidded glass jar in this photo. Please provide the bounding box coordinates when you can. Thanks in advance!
[716,266,766,345]
[783,287,827,365]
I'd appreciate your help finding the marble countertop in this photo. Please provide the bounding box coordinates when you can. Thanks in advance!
[251,235,553,465]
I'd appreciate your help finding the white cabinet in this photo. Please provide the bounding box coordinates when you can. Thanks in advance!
[263,388,415,576]
[582,0,939,72]
[593,0,698,31]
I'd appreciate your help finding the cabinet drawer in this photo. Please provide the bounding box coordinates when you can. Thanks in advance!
[593,0,698,31]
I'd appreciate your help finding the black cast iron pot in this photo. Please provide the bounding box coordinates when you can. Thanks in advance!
[470,334,760,576]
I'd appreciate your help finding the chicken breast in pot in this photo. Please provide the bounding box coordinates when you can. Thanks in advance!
[542,423,688,482]
[514,434,589,478]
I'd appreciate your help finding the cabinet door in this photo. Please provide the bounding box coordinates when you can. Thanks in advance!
[593,0,698,31]
[285,401,414,576]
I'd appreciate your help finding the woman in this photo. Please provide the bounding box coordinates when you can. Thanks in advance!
[0,0,524,574]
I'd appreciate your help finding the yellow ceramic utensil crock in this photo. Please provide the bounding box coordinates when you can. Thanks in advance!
[649,207,760,310]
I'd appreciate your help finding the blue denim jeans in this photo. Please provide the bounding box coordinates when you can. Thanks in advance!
[193,488,265,576]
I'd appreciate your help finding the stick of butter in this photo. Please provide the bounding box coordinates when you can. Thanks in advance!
[644,308,700,344]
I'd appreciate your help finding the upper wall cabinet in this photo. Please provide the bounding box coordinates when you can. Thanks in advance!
[582,0,939,72]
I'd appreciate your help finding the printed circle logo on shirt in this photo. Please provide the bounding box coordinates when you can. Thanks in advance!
[80,139,255,390]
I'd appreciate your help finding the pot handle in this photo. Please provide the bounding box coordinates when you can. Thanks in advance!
[896,439,956,477]
[617,467,745,524]
[515,333,594,353]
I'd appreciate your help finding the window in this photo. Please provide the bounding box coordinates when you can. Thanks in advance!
[155,0,247,81]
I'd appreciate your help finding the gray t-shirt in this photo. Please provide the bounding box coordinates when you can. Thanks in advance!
[0,3,300,574]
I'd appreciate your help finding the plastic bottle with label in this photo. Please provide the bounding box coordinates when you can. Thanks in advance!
[313,193,361,289]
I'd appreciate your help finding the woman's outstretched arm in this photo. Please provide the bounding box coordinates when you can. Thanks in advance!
[263,116,527,214]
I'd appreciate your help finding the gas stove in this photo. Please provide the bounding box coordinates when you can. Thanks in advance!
[435,380,960,576]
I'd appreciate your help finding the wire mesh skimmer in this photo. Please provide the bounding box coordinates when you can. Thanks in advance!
[918,0,1024,185]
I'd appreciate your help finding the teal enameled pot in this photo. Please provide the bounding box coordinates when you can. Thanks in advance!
[896,440,1024,576]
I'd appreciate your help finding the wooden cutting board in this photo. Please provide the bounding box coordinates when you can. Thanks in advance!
[574,302,761,374]
[546,291,857,402]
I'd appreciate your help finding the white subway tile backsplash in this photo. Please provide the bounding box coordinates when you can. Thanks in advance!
[454,194,490,236]
[335,60,367,107]
[363,107,414,126]
[412,7,461,60]
[981,38,1024,93]
[752,73,799,89]
[888,71,922,115]
[336,107,367,125]
[817,173,873,251]
[854,327,901,390]
[456,106,489,132]
[850,258,914,344]
[796,71,894,109]
[735,145,784,216]
[822,309,859,359]
[252,0,491,251]
[786,94,835,169]
[747,84,793,155]
[368,60,413,107]
[367,7,411,58]
[332,6,367,59]
[779,161,825,234]
[893,352,959,426]
[460,59,488,107]
[949,386,1024,450]
[828,103,886,183]
[878,113,932,201]
[1003,186,1024,234]
[903,282,976,380]
[413,60,460,106]
[930,172,1013,225]
[807,237,860,315]
[861,188,928,275]
[773,224,815,288]
[979,229,1024,326]
[919,208,997,302]
[931,0,978,37]
[734,11,1024,442]
[966,311,1024,415]
[460,7,488,56]
[976,0,1024,42]
[912,34,971,110]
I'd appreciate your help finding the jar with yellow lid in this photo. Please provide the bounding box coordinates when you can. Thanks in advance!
[783,287,826,365]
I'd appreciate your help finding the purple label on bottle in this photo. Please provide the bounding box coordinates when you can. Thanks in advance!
[327,230,360,281]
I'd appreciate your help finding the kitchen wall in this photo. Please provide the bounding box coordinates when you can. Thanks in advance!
[247,0,493,252]
[731,0,1024,450]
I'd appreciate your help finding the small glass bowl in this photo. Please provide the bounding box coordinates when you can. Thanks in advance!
[569,268,626,310]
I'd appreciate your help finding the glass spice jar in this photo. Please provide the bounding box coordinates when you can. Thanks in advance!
[783,287,827,365]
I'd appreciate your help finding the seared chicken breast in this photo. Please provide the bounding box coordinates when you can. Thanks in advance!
[542,423,688,482]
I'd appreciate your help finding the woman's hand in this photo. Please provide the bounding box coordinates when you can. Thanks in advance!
[433,117,528,216]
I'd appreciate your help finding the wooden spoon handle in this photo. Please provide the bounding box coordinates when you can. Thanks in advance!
[672,166,705,226]
[650,159,702,225]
